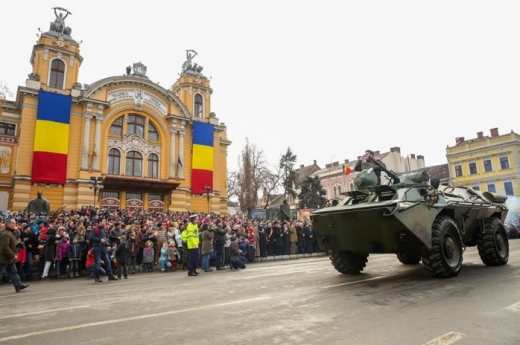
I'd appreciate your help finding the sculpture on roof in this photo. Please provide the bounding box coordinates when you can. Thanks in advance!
[180,50,206,78]
[49,7,73,36]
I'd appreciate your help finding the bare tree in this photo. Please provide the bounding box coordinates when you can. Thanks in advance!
[0,81,13,116]
[236,138,267,215]
[226,170,239,201]
[262,164,283,209]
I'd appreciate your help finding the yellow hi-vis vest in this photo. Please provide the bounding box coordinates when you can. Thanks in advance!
[186,223,199,249]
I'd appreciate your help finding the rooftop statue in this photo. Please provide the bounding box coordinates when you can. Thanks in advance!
[180,50,206,78]
[49,7,73,36]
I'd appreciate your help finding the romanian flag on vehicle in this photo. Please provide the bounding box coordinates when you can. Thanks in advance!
[191,121,214,194]
[31,90,72,184]
[344,166,351,175]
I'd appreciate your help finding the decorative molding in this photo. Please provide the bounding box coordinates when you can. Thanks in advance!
[108,135,161,155]
[103,103,169,132]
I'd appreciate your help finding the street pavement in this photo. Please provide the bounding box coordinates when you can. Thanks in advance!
[1,241,520,345]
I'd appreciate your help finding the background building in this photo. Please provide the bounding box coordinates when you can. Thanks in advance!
[314,147,426,201]
[0,10,230,213]
[446,128,519,196]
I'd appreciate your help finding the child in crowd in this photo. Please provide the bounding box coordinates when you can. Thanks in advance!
[167,240,179,271]
[142,240,155,272]
[57,235,70,278]
[159,241,170,272]
[127,233,138,274]
[67,237,82,278]
[115,235,129,279]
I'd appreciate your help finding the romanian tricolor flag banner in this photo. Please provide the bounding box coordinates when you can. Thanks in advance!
[191,121,214,194]
[344,166,351,175]
[31,90,72,184]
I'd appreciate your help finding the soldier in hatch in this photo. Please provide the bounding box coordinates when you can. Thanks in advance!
[354,150,387,184]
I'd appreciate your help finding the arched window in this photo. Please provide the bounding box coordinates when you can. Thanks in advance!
[338,185,341,195]
[127,115,145,137]
[49,59,65,89]
[125,151,142,176]
[333,187,337,197]
[110,116,123,136]
[107,149,121,175]
[148,153,159,178]
[148,122,159,141]
[194,94,203,118]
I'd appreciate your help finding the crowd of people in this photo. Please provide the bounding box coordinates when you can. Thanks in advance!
[0,206,321,288]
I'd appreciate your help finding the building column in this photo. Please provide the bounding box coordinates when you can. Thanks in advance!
[93,116,102,171]
[81,113,92,169]
[178,129,185,179]
[169,127,177,178]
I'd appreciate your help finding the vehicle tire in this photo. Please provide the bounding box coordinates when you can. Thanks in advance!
[396,252,422,265]
[477,217,509,266]
[422,216,463,278]
[329,250,369,274]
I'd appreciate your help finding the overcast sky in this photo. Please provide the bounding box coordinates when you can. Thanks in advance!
[2,1,519,173]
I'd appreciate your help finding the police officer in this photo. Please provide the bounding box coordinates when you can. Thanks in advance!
[186,214,200,276]
[354,150,387,184]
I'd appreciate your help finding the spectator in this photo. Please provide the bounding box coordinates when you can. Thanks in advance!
[0,218,29,292]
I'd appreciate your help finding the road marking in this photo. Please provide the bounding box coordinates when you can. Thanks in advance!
[504,301,520,312]
[424,332,465,345]
[322,275,391,288]
[0,305,90,320]
[0,296,270,342]
[0,285,179,306]
[0,291,54,298]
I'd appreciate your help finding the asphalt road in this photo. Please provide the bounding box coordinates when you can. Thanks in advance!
[1,241,520,345]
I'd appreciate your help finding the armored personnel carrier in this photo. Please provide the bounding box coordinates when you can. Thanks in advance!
[311,158,509,278]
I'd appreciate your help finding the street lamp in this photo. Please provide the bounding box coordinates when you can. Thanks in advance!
[88,176,104,207]
[204,186,211,213]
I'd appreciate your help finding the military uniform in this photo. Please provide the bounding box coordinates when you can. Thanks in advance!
[354,158,387,184]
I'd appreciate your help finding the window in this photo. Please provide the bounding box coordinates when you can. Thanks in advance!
[127,115,145,137]
[455,165,463,177]
[194,94,203,118]
[148,122,159,141]
[469,162,477,175]
[499,156,510,169]
[102,191,119,199]
[333,187,337,197]
[126,193,142,200]
[110,117,123,136]
[149,194,164,201]
[487,183,496,193]
[107,149,121,175]
[0,122,15,136]
[49,59,65,89]
[125,151,142,176]
[148,153,159,178]
[504,181,514,196]
[471,185,480,191]
[483,159,493,172]
[338,185,341,195]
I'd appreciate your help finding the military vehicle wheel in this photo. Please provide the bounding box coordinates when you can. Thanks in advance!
[329,250,369,274]
[422,216,463,278]
[477,217,509,266]
[396,252,422,265]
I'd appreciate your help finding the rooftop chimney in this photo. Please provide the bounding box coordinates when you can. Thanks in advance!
[325,163,332,168]
[374,150,380,155]
[390,147,401,153]
[313,160,317,165]
[344,159,349,164]
[477,131,483,139]
[455,137,465,144]
[490,128,499,137]
[417,155,424,160]
[410,154,416,159]
[332,161,339,167]
[300,164,304,169]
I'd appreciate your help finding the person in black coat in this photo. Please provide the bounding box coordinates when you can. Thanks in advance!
[115,235,129,279]
[67,237,82,277]
[41,225,59,280]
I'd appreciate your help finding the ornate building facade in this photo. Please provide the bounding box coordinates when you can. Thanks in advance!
[0,10,230,213]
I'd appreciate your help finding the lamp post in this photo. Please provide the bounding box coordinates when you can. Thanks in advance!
[204,186,211,213]
[88,176,104,207]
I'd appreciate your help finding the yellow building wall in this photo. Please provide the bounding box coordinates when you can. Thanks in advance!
[446,132,520,195]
